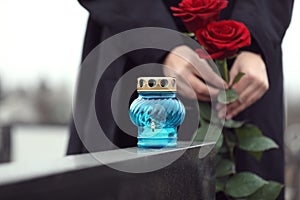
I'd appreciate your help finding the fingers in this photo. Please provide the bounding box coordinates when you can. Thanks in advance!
[231,75,250,97]
[175,75,198,100]
[192,59,227,89]
[163,45,224,102]
[217,80,267,119]
[170,45,227,89]
[215,71,250,117]
[215,51,269,119]
[225,86,265,119]
[225,63,269,118]
[165,65,217,102]
[188,74,220,101]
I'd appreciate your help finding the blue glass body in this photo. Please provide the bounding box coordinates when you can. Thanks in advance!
[129,91,185,148]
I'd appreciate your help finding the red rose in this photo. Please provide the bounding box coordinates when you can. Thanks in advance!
[171,0,228,32]
[196,20,251,60]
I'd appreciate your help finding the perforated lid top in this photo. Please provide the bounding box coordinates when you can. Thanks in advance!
[137,77,176,92]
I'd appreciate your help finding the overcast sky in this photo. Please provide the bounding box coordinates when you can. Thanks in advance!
[0,0,299,96]
[0,0,88,92]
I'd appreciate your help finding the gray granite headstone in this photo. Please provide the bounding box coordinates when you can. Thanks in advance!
[0,142,215,200]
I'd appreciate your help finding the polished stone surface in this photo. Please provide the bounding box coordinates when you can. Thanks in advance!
[0,142,215,200]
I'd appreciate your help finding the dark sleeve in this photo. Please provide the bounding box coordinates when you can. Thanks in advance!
[78,0,184,64]
[78,0,179,32]
[230,0,294,59]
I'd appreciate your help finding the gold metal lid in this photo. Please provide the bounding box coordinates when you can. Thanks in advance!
[137,77,176,92]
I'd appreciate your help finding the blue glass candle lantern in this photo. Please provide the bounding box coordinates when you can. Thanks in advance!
[129,77,185,148]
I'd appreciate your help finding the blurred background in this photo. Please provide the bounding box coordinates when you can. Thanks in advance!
[0,0,87,161]
[0,0,299,199]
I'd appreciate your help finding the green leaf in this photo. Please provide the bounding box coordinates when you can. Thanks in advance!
[247,181,283,200]
[224,119,245,128]
[218,89,239,104]
[235,124,263,137]
[235,124,278,153]
[193,120,223,151]
[193,121,209,142]
[225,172,267,198]
[198,102,211,121]
[237,134,278,152]
[205,125,222,142]
[213,110,222,124]
[232,72,245,85]
[216,159,235,178]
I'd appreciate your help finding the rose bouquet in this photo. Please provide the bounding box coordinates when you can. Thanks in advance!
[171,0,283,199]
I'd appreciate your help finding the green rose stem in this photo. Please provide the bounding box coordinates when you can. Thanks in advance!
[195,57,282,199]
[172,4,282,198]
[216,59,229,84]
[215,58,238,163]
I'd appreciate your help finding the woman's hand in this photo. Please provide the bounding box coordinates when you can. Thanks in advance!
[163,45,227,101]
[217,51,269,119]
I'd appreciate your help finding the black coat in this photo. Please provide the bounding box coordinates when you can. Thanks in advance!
[67,0,294,199]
